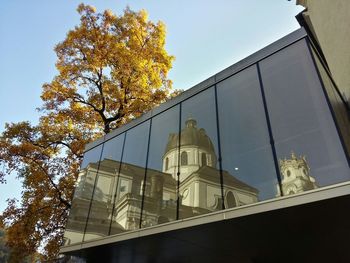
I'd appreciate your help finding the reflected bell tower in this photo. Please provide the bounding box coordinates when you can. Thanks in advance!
[277,151,318,196]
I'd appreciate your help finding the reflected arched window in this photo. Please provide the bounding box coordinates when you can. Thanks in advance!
[226,191,237,208]
[181,151,188,165]
[165,157,169,170]
[201,153,207,166]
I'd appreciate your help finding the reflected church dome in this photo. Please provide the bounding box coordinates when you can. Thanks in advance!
[164,118,216,155]
[163,118,217,181]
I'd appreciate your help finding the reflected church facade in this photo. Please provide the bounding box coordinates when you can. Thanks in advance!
[64,117,321,244]
[64,118,260,244]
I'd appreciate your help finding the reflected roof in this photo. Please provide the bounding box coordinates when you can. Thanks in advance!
[165,118,216,154]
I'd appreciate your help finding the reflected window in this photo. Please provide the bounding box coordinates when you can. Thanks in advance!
[181,151,188,165]
[201,153,207,166]
[226,191,237,208]
[118,179,130,198]
[165,157,169,170]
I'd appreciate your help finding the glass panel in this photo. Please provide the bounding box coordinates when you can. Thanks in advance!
[311,46,350,158]
[216,65,278,204]
[141,106,179,228]
[84,134,125,241]
[259,39,350,196]
[63,144,103,245]
[179,87,222,219]
[110,121,150,235]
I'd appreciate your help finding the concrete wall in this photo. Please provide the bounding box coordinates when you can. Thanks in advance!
[297,0,350,104]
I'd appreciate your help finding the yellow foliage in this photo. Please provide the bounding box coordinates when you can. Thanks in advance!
[0,4,177,261]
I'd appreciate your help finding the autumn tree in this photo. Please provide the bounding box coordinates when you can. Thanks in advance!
[0,4,175,261]
[0,228,10,262]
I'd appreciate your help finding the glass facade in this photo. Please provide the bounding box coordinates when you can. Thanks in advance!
[179,87,222,218]
[310,46,350,159]
[259,40,349,195]
[110,121,150,234]
[63,144,103,245]
[216,65,277,202]
[141,106,179,227]
[63,37,350,246]
[83,134,125,241]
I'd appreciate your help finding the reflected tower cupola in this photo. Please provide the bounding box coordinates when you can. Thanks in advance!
[163,118,217,181]
[277,151,318,196]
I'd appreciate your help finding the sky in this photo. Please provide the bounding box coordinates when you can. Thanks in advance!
[0,0,304,212]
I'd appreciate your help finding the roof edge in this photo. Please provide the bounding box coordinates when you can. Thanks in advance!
[84,27,307,153]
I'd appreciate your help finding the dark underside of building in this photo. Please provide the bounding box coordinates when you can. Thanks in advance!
[64,186,350,263]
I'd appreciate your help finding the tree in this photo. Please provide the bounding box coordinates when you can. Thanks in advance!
[0,228,10,262]
[0,4,176,261]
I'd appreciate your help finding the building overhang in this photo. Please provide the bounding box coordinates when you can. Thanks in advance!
[296,0,307,8]
[61,182,350,262]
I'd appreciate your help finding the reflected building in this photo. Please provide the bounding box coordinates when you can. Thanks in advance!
[164,118,258,216]
[64,118,258,243]
[277,152,318,196]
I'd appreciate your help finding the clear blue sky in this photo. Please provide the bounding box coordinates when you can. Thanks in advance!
[0,0,303,212]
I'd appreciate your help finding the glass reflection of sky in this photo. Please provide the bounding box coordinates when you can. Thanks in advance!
[147,105,180,171]
[101,134,125,163]
[217,66,278,200]
[260,40,349,187]
[122,121,150,167]
[181,87,219,165]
